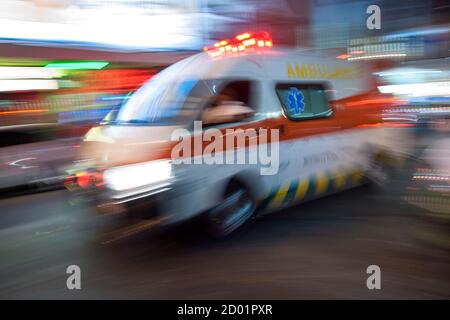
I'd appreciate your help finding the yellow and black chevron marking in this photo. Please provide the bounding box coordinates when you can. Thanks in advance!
[259,168,365,212]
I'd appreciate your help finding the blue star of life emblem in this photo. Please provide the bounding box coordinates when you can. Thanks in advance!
[287,87,305,114]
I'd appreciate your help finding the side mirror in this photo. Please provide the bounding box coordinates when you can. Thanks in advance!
[202,102,254,125]
[101,109,118,124]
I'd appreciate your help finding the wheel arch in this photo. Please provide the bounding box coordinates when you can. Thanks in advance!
[363,143,404,168]
[220,169,264,203]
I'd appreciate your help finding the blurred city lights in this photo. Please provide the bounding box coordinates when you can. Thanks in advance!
[0,79,59,92]
[378,81,450,97]
[0,0,449,301]
[45,61,109,70]
[0,67,64,79]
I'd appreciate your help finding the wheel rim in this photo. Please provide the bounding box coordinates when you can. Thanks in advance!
[209,188,255,236]
[370,163,391,187]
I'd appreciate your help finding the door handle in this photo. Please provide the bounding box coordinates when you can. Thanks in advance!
[257,124,285,136]
[273,124,285,135]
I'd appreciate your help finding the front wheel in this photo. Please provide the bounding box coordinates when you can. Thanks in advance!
[207,182,255,237]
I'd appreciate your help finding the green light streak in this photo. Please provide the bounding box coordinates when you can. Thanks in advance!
[45,61,109,70]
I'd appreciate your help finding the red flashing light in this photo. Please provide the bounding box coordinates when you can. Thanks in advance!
[236,32,251,41]
[204,32,273,57]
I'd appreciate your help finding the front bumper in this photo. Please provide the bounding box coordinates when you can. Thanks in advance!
[96,182,173,219]
[66,173,174,220]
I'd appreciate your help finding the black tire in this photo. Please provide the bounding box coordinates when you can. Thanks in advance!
[365,152,398,191]
[207,181,255,237]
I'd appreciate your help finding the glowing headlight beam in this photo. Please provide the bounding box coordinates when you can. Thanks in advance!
[103,160,172,191]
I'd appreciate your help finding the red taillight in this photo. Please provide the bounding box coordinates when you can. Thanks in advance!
[64,171,104,190]
[76,172,91,189]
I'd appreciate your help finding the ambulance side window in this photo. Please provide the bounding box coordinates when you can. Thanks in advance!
[211,80,254,109]
[276,83,332,120]
[200,80,257,127]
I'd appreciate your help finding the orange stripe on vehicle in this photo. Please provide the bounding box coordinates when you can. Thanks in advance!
[94,91,392,166]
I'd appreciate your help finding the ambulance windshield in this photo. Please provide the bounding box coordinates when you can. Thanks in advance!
[114,59,201,125]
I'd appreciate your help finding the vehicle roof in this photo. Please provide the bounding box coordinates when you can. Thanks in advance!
[171,47,373,100]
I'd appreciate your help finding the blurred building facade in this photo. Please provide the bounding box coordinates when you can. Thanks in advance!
[311,0,449,61]
[0,0,448,129]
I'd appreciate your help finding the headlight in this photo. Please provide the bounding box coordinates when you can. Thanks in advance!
[103,160,172,191]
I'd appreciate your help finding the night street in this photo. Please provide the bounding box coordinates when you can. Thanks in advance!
[1,152,449,299]
[0,0,449,303]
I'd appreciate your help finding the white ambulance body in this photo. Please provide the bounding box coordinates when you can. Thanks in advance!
[68,36,410,236]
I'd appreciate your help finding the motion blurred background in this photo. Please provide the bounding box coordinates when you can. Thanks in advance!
[0,0,449,299]
[1,0,449,137]
[1,0,449,140]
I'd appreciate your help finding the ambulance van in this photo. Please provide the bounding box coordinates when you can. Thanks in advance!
[66,32,410,237]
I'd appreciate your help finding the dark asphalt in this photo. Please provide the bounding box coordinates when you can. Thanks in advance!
[0,150,449,299]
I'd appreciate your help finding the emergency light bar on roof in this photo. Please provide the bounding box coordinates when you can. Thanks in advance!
[203,32,273,57]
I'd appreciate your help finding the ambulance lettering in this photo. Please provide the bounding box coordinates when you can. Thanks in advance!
[303,152,339,167]
[287,63,357,79]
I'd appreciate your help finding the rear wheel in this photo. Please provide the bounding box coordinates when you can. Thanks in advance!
[366,152,398,189]
[207,182,255,237]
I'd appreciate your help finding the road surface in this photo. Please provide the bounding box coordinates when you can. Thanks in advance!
[0,144,449,299]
